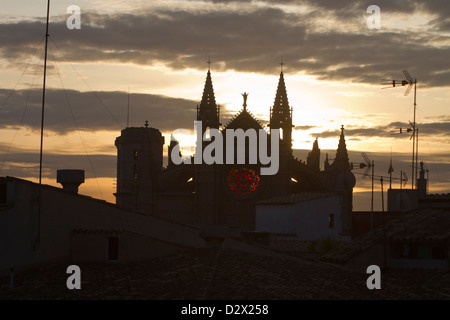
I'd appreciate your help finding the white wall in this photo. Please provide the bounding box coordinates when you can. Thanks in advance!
[255,204,296,234]
[294,195,342,240]
[256,194,343,240]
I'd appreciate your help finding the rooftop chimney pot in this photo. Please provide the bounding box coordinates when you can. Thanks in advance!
[57,169,85,194]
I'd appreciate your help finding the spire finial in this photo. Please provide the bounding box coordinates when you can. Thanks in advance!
[207,57,212,71]
[242,92,249,111]
[335,125,349,169]
[145,120,149,128]
[280,59,284,73]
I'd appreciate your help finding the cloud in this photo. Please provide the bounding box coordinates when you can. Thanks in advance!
[312,121,450,139]
[0,88,207,134]
[295,125,316,130]
[1,3,449,87]
[0,143,116,179]
[424,115,450,122]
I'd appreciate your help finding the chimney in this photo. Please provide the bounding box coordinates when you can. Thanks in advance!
[57,169,85,194]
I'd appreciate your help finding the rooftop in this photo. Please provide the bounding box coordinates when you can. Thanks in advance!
[1,246,449,300]
[323,208,450,263]
[257,192,340,205]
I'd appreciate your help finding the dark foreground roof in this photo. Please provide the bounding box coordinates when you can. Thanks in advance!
[257,192,340,205]
[323,208,450,263]
[1,246,449,300]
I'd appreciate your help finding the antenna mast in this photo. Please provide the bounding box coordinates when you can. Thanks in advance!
[37,0,51,247]
[404,70,418,189]
[127,87,130,128]
[381,70,418,189]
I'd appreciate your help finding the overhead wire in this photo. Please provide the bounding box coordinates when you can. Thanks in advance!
[48,44,104,200]
[0,36,46,113]
[49,36,125,130]
[1,37,46,174]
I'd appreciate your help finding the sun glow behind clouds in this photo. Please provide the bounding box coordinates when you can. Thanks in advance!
[1,0,449,207]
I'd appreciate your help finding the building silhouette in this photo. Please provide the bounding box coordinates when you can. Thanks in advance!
[114,69,356,237]
[3,69,449,278]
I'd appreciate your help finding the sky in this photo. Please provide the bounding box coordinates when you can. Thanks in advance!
[0,0,449,210]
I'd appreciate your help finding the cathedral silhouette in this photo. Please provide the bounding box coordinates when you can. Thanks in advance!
[114,69,356,237]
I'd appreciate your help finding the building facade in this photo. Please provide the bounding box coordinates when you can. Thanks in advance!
[114,70,356,236]
[255,193,346,240]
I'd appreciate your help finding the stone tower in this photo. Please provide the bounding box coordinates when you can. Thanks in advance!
[114,123,164,214]
[331,126,355,238]
[195,70,220,226]
[268,71,293,195]
[269,71,293,149]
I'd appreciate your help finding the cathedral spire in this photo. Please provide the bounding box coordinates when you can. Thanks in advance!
[272,71,290,115]
[197,69,220,130]
[307,138,320,170]
[270,70,292,146]
[200,70,217,109]
[324,153,330,171]
[334,125,350,169]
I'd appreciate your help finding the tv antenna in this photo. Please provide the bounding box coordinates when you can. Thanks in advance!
[381,70,418,189]
[401,171,408,188]
[35,0,51,248]
[352,153,407,226]
[361,153,375,230]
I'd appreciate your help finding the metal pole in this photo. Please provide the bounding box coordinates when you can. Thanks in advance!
[412,80,417,189]
[380,178,387,266]
[37,0,51,247]
[416,127,419,188]
[400,170,403,212]
[389,150,393,190]
[370,160,374,230]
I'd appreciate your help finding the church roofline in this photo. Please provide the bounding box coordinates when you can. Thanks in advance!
[221,108,265,131]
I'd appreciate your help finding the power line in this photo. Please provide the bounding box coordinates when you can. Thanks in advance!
[0,46,46,174]
[48,36,124,130]
[0,36,45,113]
[48,45,104,200]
